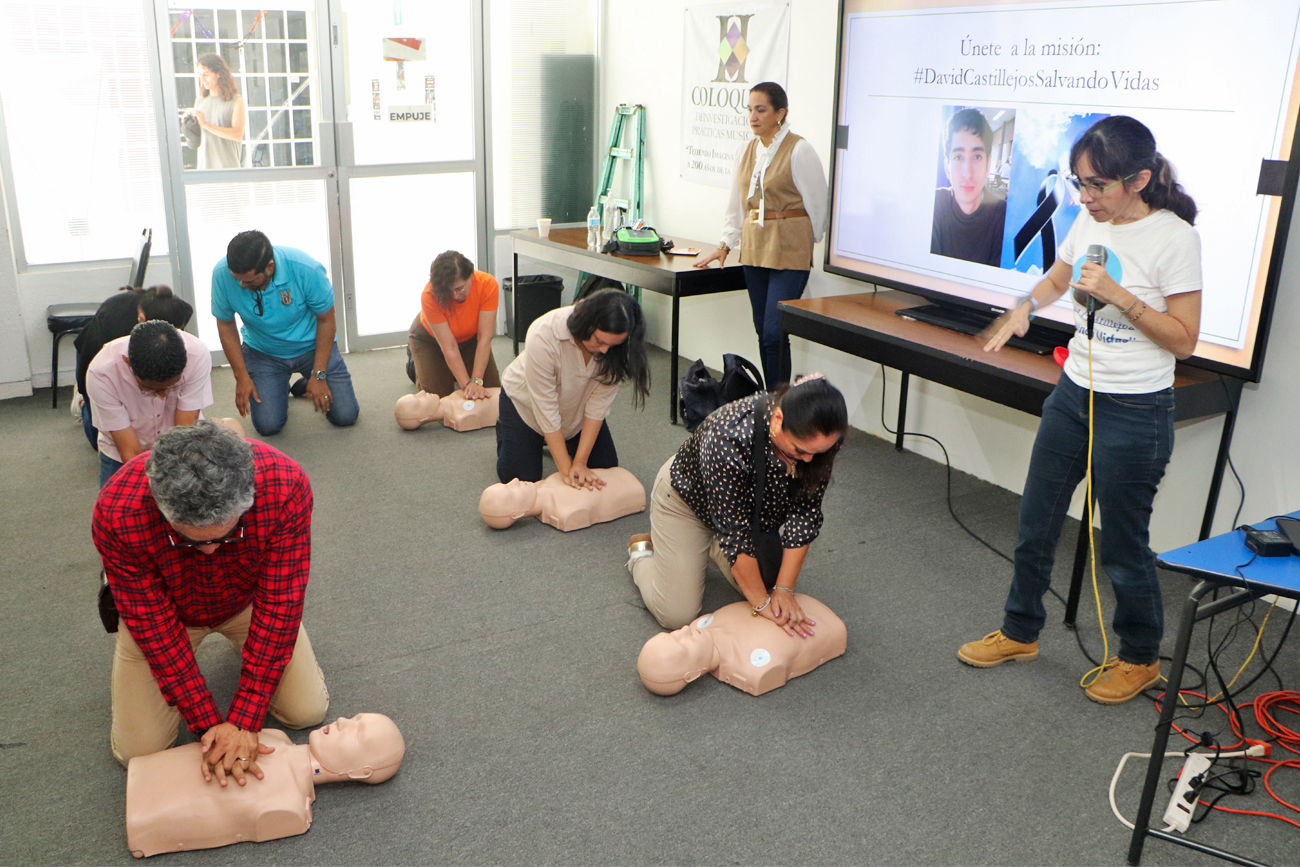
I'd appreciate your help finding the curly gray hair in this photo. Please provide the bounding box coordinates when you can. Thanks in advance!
[146,420,255,526]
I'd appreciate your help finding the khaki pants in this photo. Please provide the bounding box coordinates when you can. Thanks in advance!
[110,605,329,765]
[631,457,740,629]
[407,314,501,396]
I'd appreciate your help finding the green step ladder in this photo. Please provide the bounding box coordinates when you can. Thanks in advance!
[586,104,645,303]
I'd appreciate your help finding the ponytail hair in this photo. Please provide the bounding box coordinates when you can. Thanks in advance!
[770,375,848,495]
[1069,115,1197,225]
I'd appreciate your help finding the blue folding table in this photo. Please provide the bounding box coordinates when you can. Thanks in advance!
[1127,512,1300,866]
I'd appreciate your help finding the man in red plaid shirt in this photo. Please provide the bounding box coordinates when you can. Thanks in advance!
[93,419,328,785]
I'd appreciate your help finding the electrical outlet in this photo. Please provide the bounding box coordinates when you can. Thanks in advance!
[1162,752,1213,833]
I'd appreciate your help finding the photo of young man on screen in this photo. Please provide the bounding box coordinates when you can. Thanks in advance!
[931,107,1009,267]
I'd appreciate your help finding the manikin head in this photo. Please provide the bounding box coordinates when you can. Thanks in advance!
[479,478,539,528]
[637,625,717,696]
[395,391,442,430]
[308,713,406,784]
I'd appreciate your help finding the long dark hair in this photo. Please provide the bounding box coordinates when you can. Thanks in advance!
[429,250,474,310]
[197,53,239,102]
[565,289,650,408]
[771,377,848,495]
[1069,115,1197,224]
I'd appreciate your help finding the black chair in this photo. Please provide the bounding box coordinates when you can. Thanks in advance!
[46,228,153,408]
[46,303,100,408]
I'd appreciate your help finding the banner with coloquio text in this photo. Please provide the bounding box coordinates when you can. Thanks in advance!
[681,1,790,188]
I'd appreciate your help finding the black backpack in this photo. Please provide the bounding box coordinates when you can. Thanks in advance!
[678,354,765,433]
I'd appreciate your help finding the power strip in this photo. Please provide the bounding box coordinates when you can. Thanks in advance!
[1162,752,1213,833]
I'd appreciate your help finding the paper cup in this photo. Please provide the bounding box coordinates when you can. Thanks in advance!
[537,218,552,239]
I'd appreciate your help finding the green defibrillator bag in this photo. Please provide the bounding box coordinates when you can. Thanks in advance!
[603,226,668,256]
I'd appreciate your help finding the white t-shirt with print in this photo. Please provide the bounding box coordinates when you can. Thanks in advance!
[1058,208,1201,394]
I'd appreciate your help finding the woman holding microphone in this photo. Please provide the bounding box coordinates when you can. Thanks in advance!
[958,116,1201,705]
[694,81,828,388]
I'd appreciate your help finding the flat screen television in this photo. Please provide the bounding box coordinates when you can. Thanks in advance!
[825,0,1300,381]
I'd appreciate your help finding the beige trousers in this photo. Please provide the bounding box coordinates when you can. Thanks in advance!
[631,457,740,629]
[110,605,329,765]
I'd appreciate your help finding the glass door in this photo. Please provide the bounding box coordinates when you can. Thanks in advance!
[330,0,487,350]
[151,0,487,354]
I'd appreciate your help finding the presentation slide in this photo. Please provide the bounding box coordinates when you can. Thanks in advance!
[827,0,1300,379]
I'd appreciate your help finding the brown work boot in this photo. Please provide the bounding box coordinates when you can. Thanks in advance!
[957,630,1039,667]
[1085,658,1160,705]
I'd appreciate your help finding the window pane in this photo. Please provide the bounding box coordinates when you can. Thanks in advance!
[294,141,313,166]
[184,180,332,349]
[248,109,268,139]
[246,76,267,107]
[218,10,238,39]
[173,41,193,72]
[349,173,478,336]
[273,142,291,166]
[289,42,309,74]
[269,76,288,108]
[490,0,598,228]
[272,110,291,140]
[0,0,168,264]
[292,108,312,138]
[267,41,286,73]
[245,41,265,73]
[292,81,311,106]
[193,10,216,40]
[250,142,270,167]
[171,12,192,39]
[259,10,285,39]
[287,11,307,39]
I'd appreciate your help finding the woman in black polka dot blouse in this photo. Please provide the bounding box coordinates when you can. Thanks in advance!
[627,375,848,634]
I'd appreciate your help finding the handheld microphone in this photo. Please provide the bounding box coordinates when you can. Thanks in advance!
[1084,244,1107,338]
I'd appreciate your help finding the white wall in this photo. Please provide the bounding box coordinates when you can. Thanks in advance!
[0,177,32,398]
[601,0,1300,548]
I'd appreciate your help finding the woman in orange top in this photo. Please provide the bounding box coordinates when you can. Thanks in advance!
[406,251,500,400]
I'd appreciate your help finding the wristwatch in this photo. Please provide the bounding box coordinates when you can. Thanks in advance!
[467,377,484,387]
[312,369,327,381]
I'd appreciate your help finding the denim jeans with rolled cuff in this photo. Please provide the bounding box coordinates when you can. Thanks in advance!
[1001,375,1174,665]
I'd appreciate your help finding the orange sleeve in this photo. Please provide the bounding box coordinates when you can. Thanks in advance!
[420,282,449,336]
[474,270,499,312]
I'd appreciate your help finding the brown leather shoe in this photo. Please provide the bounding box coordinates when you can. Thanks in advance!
[957,630,1039,667]
[1085,658,1160,704]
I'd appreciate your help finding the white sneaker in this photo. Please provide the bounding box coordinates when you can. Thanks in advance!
[627,534,653,572]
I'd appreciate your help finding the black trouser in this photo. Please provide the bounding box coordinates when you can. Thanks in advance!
[495,390,618,483]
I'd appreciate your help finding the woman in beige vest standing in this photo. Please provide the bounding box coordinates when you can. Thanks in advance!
[694,82,828,387]
[189,53,245,170]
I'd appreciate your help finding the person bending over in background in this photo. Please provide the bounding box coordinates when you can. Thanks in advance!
[959,115,1202,705]
[75,285,194,449]
[86,320,212,488]
[407,250,500,400]
[212,230,359,436]
[496,289,649,487]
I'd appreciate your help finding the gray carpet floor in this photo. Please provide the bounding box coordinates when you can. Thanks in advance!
[1,338,1297,865]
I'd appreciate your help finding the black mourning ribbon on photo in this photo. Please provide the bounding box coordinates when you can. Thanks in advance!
[1013,169,1067,272]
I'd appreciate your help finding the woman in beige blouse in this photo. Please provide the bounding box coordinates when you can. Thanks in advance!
[496,289,649,488]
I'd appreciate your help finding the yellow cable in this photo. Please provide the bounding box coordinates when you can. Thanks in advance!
[1206,599,1276,701]
[1080,323,1113,688]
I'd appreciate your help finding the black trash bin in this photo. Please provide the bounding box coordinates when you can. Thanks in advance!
[504,274,564,341]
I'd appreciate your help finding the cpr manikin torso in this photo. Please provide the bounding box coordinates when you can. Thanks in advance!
[637,595,847,696]
[395,389,499,432]
[125,713,405,858]
[479,468,646,532]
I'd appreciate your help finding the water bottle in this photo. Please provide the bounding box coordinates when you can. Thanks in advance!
[603,199,619,246]
[586,206,601,250]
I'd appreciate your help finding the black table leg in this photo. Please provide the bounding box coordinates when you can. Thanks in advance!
[1199,379,1243,540]
[895,371,909,452]
[670,290,680,424]
[511,252,520,356]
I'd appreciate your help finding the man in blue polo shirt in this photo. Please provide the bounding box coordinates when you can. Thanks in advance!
[212,230,360,436]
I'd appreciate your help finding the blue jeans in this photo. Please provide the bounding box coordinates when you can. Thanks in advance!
[1002,376,1174,665]
[242,343,359,436]
[99,452,124,488]
[81,398,99,450]
[743,266,810,389]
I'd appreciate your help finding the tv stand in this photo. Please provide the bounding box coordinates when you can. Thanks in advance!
[894,302,1069,356]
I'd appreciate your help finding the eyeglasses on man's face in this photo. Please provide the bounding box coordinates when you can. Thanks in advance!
[167,522,245,550]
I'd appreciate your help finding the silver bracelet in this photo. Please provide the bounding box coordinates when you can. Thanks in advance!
[751,594,771,617]
[774,585,795,593]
